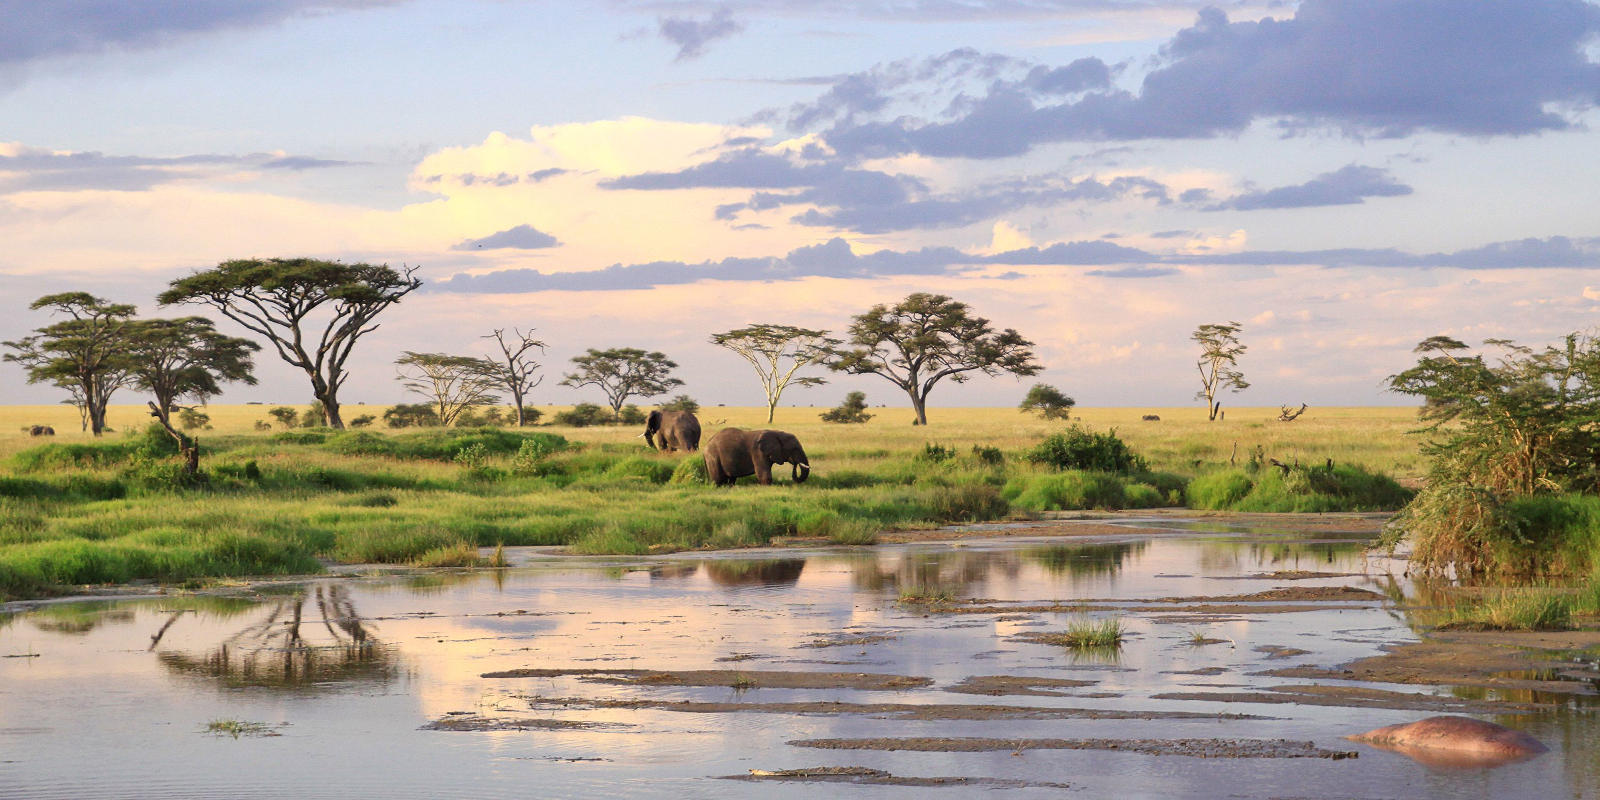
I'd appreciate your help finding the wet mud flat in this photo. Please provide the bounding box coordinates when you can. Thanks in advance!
[3,515,1599,799]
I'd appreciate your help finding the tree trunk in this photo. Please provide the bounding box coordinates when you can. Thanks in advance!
[146,401,200,478]
[766,399,777,424]
[909,390,928,426]
[323,397,344,429]
[511,388,526,426]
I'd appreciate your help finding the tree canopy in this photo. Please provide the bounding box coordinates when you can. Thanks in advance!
[710,323,838,423]
[3,293,138,435]
[828,293,1040,425]
[1193,321,1249,421]
[560,348,683,418]
[159,258,421,429]
[1019,383,1076,420]
[394,351,501,427]
[132,316,260,419]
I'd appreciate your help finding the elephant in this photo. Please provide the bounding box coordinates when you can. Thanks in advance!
[643,409,701,452]
[29,425,54,436]
[703,428,810,486]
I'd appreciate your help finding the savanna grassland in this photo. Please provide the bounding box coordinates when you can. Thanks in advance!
[0,403,1423,601]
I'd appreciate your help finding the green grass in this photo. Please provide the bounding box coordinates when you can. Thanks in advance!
[0,406,1425,600]
[205,719,281,739]
[1043,617,1126,649]
[1438,589,1575,631]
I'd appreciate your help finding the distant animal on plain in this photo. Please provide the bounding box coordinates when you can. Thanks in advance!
[1141,414,1160,422]
[29,425,55,436]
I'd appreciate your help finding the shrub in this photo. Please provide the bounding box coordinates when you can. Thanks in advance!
[177,409,211,431]
[661,395,700,413]
[1005,471,1126,511]
[510,436,563,475]
[384,403,440,428]
[918,442,957,462]
[266,407,298,427]
[820,391,873,424]
[1027,426,1145,474]
[348,414,376,428]
[970,445,1004,465]
[299,401,326,428]
[669,456,709,484]
[553,403,611,427]
[1188,470,1254,508]
[253,420,272,431]
[618,405,647,425]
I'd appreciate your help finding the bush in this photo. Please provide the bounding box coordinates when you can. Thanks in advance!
[384,403,440,428]
[1028,426,1145,474]
[177,409,211,431]
[661,395,700,413]
[348,414,376,428]
[618,405,647,425]
[553,403,611,427]
[918,443,957,462]
[510,436,563,475]
[299,401,326,428]
[266,407,298,427]
[821,391,873,424]
[1193,464,1411,514]
[1004,471,1126,511]
[669,457,709,485]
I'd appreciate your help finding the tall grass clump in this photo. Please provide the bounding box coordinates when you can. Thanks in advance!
[1004,471,1126,511]
[1191,463,1409,513]
[1439,590,1574,631]
[1045,617,1125,649]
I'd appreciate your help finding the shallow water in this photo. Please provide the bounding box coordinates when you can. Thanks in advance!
[2,523,1596,799]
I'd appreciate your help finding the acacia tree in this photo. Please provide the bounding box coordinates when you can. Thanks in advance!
[1019,383,1075,420]
[1193,321,1249,421]
[828,293,1040,425]
[560,348,683,419]
[3,293,138,435]
[158,258,422,429]
[710,324,839,423]
[481,328,546,426]
[133,317,260,420]
[394,352,501,426]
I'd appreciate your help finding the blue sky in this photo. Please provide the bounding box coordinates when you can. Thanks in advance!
[4,0,1600,412]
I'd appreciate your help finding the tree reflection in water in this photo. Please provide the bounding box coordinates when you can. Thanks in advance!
[153,584,399,690]
[702,559,806,588]
[1023,542,1145,579]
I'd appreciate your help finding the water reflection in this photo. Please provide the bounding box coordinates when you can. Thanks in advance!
[28,602,135,635]
[153,584,399,690]
[702,559,805,588]
[1024,542,1145,578]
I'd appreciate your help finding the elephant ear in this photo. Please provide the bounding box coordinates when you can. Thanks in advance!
[646,410,662,430]
[755,430,784,462]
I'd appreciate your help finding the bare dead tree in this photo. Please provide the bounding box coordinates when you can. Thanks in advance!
[1278,403,1309,422]
[482,327,546,426]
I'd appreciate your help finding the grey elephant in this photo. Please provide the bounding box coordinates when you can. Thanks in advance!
[703,427,810,486]
[29,425,55,436]
[643,409,701,452]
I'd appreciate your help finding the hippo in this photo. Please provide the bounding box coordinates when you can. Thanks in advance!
[1347,716,1547,768]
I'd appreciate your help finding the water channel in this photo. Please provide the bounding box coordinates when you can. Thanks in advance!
[2,519,1596,799]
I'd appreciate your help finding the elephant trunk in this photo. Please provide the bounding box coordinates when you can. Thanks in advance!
[793,461,810,483]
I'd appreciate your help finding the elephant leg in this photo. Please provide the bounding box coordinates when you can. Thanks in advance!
[755,460,773,485]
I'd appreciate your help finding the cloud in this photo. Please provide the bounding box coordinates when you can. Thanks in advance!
[658,7,744,61]
[451,224,561,251]
[431,233,1600,294]
[0,143,354,193]
[604,146,1172,233]
[1203,165,1413,211]
[0,1,401,68]
[791,1,1600,160]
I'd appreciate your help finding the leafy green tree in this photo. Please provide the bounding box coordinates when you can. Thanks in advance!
[660,394,700,413]
[820,391,873,424]
[1387,333,1600,576]
[159,258,421,429]
[394,351,501,427]
[267,406,300,427]
[1193,321,1249,421]
[828,293,1040,425]
[1019,383,1075,420]
[130,317,260,421]
[710,324,839,423]
[560,348,683,419]
[3,293,138,435]
[481,327,546,427]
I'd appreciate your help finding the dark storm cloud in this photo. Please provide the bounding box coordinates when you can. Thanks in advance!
[1203,165,1414,211]
[451,224,562,251]
[0,1,400,67]
[0,145,353,193]
[658,7,744,61]
[793,1,1600,160]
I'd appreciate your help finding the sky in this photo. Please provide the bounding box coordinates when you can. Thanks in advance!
[3,0,1600,414]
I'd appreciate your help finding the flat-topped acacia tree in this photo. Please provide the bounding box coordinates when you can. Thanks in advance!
[709,324,839,423]
[3,293,138,436]
[159,258,421,429]
[828,293,1041,425]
